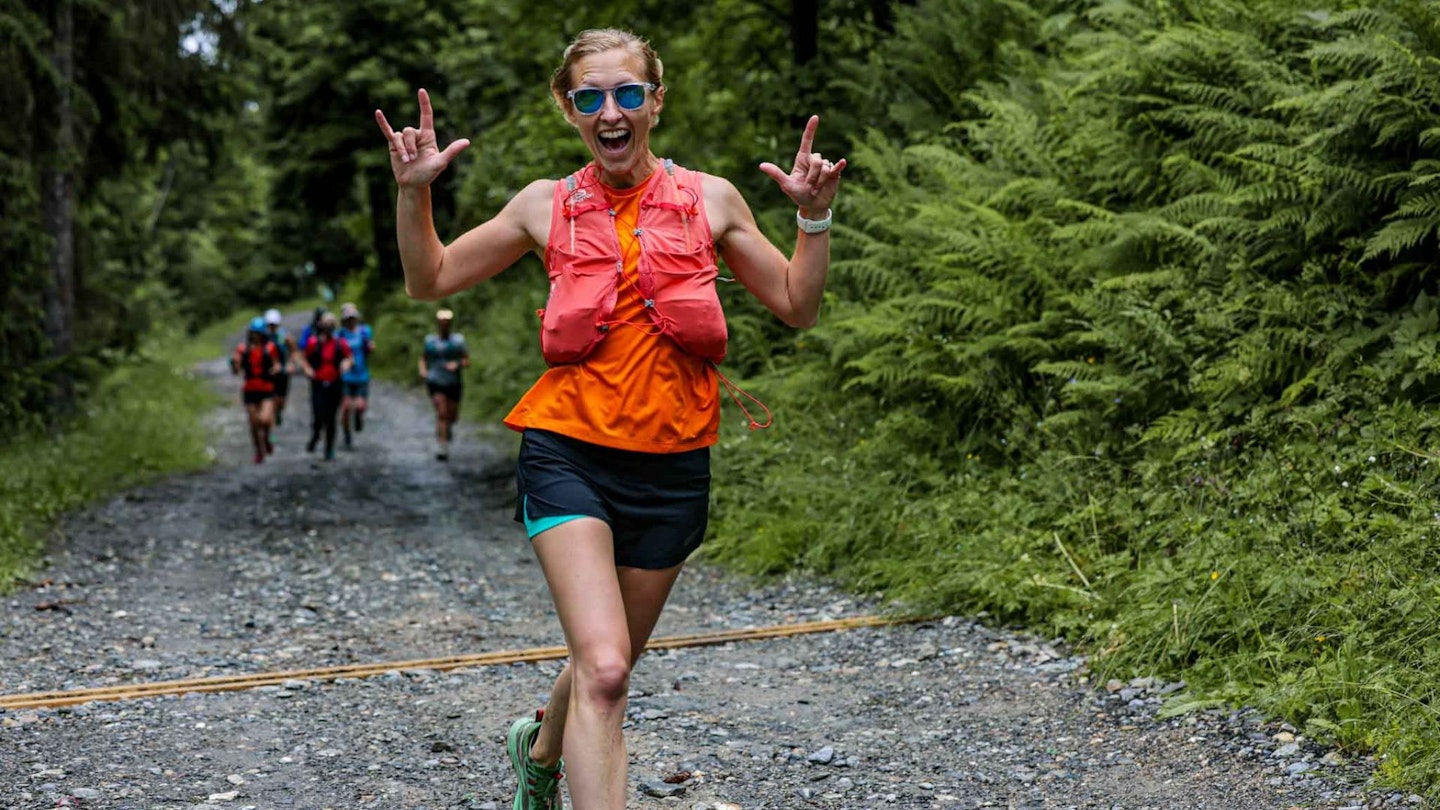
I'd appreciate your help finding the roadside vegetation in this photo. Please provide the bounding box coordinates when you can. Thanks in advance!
[0,339,217,587]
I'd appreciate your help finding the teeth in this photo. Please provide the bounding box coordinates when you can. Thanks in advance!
[599,130,629,139]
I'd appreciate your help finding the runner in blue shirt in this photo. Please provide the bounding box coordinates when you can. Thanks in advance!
[419,308,469,460]
[337,302,376,449]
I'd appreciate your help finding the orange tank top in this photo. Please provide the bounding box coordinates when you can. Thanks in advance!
[503,173,720,453]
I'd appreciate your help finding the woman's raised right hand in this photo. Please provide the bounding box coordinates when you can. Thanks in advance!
[374,88,471,190]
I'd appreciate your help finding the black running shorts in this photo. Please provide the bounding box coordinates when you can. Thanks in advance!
[242,390,273,406]
[427,381,462,402]
[514,428,710,570]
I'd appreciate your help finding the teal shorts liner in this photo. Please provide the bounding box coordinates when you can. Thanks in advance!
[513,428,710,569]
[522,495,589,538]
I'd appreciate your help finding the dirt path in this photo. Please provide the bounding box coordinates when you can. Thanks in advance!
[0,325,1396,810]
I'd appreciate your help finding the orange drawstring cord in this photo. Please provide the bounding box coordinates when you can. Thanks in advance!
[715,365,773,430]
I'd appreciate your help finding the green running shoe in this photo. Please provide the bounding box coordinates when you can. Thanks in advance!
[507,713,563,810]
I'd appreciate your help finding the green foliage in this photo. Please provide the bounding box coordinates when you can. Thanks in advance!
[0,338,218,589]
[700,0,1440,798]
[1,0,286,426]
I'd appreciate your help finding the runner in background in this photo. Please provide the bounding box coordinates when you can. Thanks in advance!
[337,302,376,450]
[298,312,353,461]
[418,308,468,461]
[299,305,326,347]
[230,316,282,464]
[263,309,298,427]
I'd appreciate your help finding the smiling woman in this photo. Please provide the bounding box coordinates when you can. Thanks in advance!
[372,27,846,810]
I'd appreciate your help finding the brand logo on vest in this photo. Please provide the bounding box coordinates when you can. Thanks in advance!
[569,188,591,205]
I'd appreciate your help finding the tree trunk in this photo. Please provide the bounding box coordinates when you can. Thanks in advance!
[41,0,77,412]
[790,0,819,67]
[368,166,402,283]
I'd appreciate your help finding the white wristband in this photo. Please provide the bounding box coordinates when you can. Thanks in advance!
[796,208,832,234]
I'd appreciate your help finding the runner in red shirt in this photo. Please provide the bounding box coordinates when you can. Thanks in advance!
[298,312,354,461]
[230,317,283,464]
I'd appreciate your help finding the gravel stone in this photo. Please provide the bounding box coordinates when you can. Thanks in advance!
[0,332,1400,809]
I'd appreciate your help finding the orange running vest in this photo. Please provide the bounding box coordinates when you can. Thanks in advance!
[539,159,727,365]
[506,169,720,453]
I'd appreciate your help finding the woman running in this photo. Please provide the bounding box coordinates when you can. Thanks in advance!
[375,27,843,810]
[231,317,282,464]
[418,308,469,461]
[298,312,353,461]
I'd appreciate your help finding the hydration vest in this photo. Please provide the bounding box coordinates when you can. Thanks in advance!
[238,342,278,390]
[305,336,346,382]
[539,159,728,365]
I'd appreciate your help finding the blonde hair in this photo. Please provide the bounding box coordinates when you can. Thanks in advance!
[550,28,663,112]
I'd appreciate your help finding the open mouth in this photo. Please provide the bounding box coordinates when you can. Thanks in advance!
[598,129,632,155]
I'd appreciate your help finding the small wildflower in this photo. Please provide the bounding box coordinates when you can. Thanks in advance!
[1210,570,1220,580]
[1368,456,1377,463]
[1315,635,1327,643]
[1086,356,1096,364]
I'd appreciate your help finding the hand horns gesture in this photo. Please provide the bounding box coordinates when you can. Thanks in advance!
[759,115,846,214]
[374,88,471,189]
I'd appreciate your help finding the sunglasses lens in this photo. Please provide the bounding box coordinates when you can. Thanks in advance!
[615,84,647,110]
[572,89,604,114]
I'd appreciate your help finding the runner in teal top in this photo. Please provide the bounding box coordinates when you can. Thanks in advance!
[419,308,469,460]
[337,303,376,449]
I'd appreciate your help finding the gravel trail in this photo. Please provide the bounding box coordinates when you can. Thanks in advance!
[0,326,1404,809]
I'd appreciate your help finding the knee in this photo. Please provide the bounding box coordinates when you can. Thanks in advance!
[573,651,631,708]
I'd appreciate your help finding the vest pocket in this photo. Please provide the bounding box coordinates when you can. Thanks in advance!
[541,250,620,364]
[645,254,728,363]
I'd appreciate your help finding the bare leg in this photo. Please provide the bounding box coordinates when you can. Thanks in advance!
[340,396,353,445]
[431,393,448,442]
[258,399,276,453]
[528,519,684,810]
[529,562,683,769]
[529,515,685,807]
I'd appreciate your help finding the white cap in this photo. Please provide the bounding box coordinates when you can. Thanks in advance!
[264,308,282,325]
[340,302,360,320]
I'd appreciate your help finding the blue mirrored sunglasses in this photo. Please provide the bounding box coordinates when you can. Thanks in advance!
[566,82,657,115]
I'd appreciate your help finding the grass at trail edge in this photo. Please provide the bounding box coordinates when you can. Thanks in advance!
[0,303,322,591]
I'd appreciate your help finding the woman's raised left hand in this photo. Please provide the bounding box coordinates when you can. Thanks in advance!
[759,115,847,215]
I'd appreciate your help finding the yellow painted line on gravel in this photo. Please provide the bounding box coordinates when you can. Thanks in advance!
[1,615,923,710]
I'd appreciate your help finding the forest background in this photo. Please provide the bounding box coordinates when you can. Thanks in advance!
[5,0,1440,799]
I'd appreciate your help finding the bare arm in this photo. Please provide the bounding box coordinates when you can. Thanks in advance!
[708,115,846,329]
[394,179,551,300]
[707,176,830,329]
[376,89,551,301]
